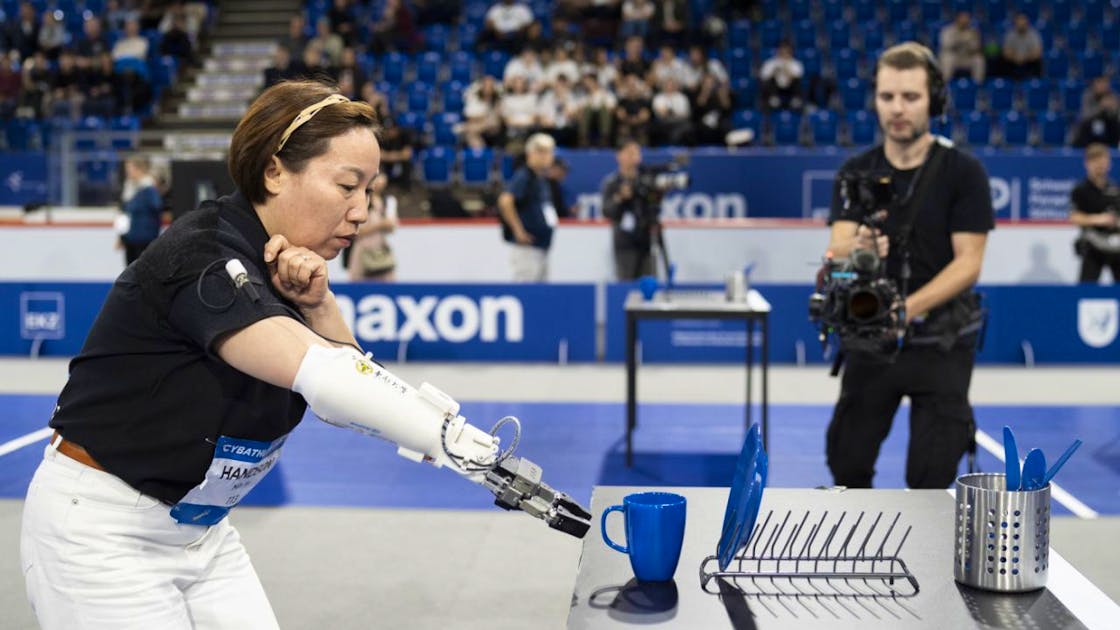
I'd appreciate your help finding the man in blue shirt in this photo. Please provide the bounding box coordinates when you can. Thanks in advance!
[498,133,557,281]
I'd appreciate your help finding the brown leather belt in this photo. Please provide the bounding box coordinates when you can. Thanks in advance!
[52,431,106,472]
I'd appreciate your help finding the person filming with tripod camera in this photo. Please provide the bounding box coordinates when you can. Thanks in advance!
[820,43,994,490]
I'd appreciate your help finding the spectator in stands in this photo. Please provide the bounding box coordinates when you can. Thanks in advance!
[0,55,22,118]
[693,70,732,145]
[500,75,539,151]
[619,0,655,41]
[6,2,41,60]
[578,72,617,147]
[601,139,659,280]
[104,0,140,32]
[499,132,558,281]
[264,47,293,88]
[159,1,202,42]
[370,0,420,54]
[618,35,649,79]
[939,11,985,83]
[336,68,359,101]
[649,44,690,92]
[290,42,330,81]
[615,73,652,146]
[651,77,693,145]
[85,51,119,117]
[462,75,504,148]
[328,0,358,46]
[19,50,51,114]
[309,18,344,67]
[544,46,581,87]
[683,45,728,92]
[760,41,804,112]
[49,50,84,118]
[537,74,580,146]
[503,47,544,90]
[1073,94,1120,148]
[160,11,195,64]
[112,18,150,62]
[76,16,112,59]
[1080,76,1115,120]
[586,46,619,90]
[37,9,67,61]
[413,0,461,26]
[378,121,416,190]
[652,0,689,47]
[349,173,399,281]
[115,155,164,265]
[1070,143,1120,283]
[481,0,534,53]
[280,15,308,64]
[1001,12,1042,80]
[359,81,392,124]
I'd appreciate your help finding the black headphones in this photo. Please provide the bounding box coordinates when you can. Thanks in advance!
[874,44,948,118]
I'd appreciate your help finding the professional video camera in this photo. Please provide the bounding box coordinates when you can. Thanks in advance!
[635,154,690,205]
[808,171,906,360]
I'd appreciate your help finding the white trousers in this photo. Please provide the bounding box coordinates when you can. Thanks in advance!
[509,243,548,282]
[20,440,279,630]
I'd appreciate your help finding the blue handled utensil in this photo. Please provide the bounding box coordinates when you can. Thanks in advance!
[1002,426,1020,491]
[1041,439,1082,486]
[1020,448,1047,491]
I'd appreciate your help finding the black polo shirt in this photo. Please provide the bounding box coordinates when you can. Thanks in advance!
[50,190,307,504]
[1070,178,1120,237]
[828,140,995,291]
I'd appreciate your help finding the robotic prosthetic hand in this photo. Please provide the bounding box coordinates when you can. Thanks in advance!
[292,345,591,538]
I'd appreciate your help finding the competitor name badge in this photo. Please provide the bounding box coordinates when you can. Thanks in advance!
[1077,299,1119,348]
[20,292,65,340]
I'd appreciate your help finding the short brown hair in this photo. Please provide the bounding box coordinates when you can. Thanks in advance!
[1085,143,1111,161]
[876,42,936,87]
[228,80,380,204]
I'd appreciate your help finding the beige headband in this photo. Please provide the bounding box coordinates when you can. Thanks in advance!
[276,94,350,153]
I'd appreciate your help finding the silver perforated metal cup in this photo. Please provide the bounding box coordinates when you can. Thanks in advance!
[954,473,1051,592]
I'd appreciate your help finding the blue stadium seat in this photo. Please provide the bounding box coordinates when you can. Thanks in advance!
[771,111,802,145]
[892,20,917,45]
[987,79,1014,112]
[1059,79,1085,113]
[110,115,140,150]
[931,115,954,141]
[449,51,474,84]
[406,83,433,114]
[919,0,942,23]
[793,20,816,50]
[396,111,426,134]
[432,112,461,147]
[1017,0,1041,21]
[727,47,750,81]
[481,50,509,79]
[422,24,451,52]
[149,55,177,91]
[853,0,876,22]
[457,22,480,50]
[1044,50,1069,81]
[800,48,821,78]
[416,52,441,85]
[1078,50,1105,81]
[5,118,40,151]
[1024,79,1051,111]
[982,0,1006,24]
[461,147,494,184]
[862,23,885,52]
[823,0,843,22]
[113,57,149,80]
[1000,111,1029,146]
[730,109,762,140]
[760,19,783,50]
[834,48,859,81]
[885,0,910,23]
[810,110,838,145]
[964,111,991,145]
[846,110,876,145]
[1100,21,1120,51]
[421,147,453,184]
[828,20,850,51]
[1039,111,1068,147]
[789,0,811,22]
[728,19,750,49]
[840,77,867,110]
[1082,0,1105,24]
[75,116,106,151]
[731,77,758,109]
[441,81,465,113]
[950,78,978,112]
[381,52,407,84]
[1050,0,1073,23]
[501,152,516,182]
[1066,21,1089,54]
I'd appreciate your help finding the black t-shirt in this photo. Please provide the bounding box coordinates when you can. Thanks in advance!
[1070,179,1120,236]
[828,139,995,291]
[50,190,307,504]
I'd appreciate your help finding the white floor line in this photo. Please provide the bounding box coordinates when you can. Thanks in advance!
[0,427,51,458]
[974,429,1099,519]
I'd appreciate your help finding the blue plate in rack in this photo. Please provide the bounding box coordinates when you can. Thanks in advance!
[717,424,766,571]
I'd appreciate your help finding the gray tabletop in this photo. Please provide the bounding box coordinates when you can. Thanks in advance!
[624,289,772,314]
[568,486,1105,629]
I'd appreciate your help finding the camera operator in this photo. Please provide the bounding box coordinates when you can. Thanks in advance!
[824,43,994,490]
[1069,143,1120,283]
[601,140,660,280]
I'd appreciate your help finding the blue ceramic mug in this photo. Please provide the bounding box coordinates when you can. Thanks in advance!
[601,492,687,582]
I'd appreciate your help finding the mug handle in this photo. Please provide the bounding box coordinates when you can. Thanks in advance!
[601,504,628,554]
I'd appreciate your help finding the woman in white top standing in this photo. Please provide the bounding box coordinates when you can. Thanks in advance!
[348,173,399,281]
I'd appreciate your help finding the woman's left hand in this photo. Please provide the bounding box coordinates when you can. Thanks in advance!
[264,235,329,310]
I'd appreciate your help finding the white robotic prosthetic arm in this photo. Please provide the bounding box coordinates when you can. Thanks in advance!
[292,344,498,481]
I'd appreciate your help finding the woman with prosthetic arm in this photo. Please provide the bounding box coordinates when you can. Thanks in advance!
[21,80,588,630]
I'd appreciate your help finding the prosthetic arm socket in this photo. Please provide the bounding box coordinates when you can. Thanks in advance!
[292,345,499,478]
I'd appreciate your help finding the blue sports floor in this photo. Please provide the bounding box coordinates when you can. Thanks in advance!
[2,394,1117,518]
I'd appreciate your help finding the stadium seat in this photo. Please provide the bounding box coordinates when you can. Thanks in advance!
[731,77,758,109]
[931,115,954,141]
[1050,0,1072,23]
[421,24,450,52]
[730,109,762,141]
[1083,0,1105,24]
[406,83,433,114]
[799,48,820,78]
[834,48,859,81]
[1078,51,1104,82]
[449,51,474,84]
[919,0,942,23]
[789,0,811,22]
[381,52,407,84]
[1024,79,1051,112]
[1000,111,1029,146]
[421,147,453,185]
[1017,0,1041,21]
[772,111,802,146]
[1059,79,1084,113]
[846,110,876,145]
[840,77,867,111]
[4,118,40,151]
[950,78,978,113]
[396,111,426,135]
[441,81,465,114]
[461,147,494,184]
[827,20,850,51]
[113,57,149,80]
[728,19,750,49]
[862,23,885,52]
[1100,21,1119,51]
[823,0,843,22]
[987,79,1014,112]
[110,115,140,150]
[885,0,909,23]
[964,111,991,145]
[1065,21,1089,54]
[1039,111,1068,147]
[793,20,816,50]
[501,152,516,182]
[416,52,441,85]
[853,0,876,22]
[810,110,838,145]
[892,19,917,44]
[727,47,750,81]
[481,50,509,79]
[1044,50,1069,81]
[760,19,783,50]
[457,22,479,50]
[432,112,461,147]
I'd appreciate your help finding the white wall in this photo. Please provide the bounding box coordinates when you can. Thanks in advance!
[2,220,1088,285]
